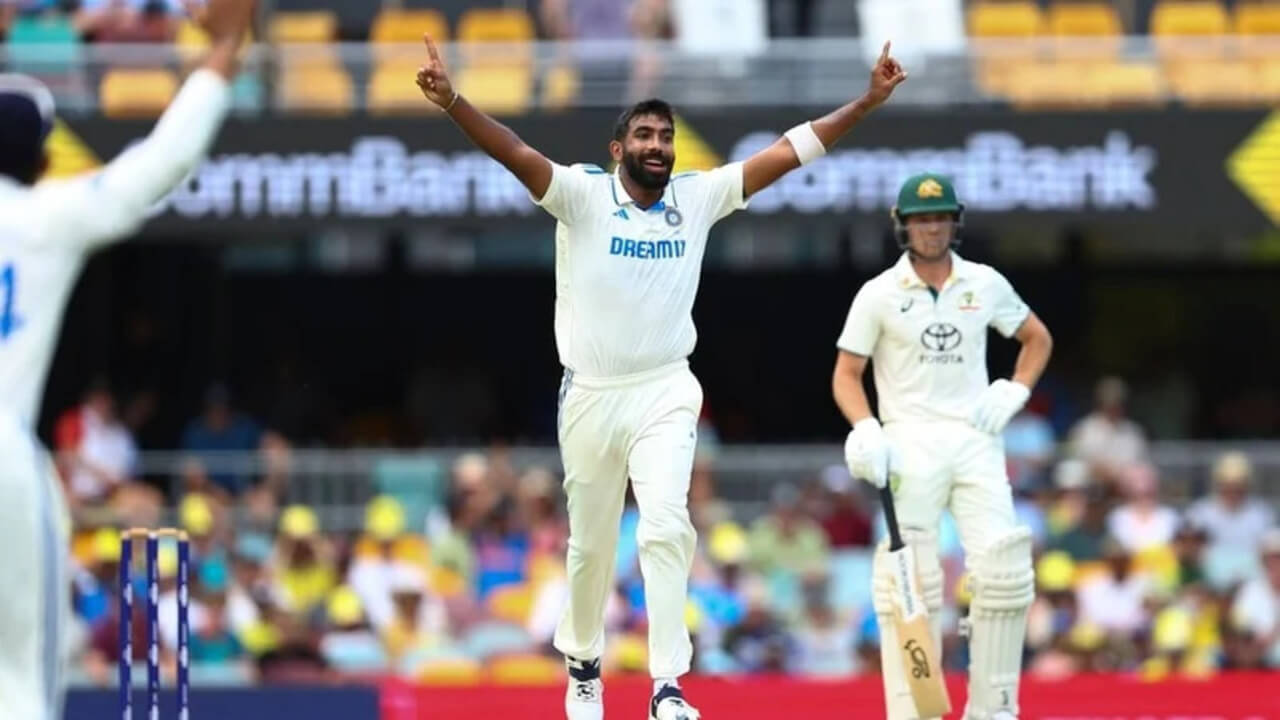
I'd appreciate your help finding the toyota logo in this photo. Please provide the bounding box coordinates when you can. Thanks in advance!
[921,323,962,352]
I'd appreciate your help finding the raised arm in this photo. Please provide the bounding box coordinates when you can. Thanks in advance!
[416,34,553,200]
[31,0,253,248]
[742,41,908,198]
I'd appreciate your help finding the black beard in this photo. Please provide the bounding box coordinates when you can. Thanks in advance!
[622,152,671,190]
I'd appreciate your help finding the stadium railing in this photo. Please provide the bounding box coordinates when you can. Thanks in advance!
[131,441,1280,532]
[4,36,1280,113]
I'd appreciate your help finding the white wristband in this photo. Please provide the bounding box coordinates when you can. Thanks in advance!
[784,121,826,165]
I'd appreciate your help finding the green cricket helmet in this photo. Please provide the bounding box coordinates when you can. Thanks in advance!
[891,173,965,249]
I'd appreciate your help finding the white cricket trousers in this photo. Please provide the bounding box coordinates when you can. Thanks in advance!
[875,420,1020,720]
[553,360,702,678]
[0,412,71,720]
[884,420,1017,553]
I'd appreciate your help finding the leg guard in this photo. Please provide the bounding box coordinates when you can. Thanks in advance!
[964,527,1034,720]
[873,528,944,720]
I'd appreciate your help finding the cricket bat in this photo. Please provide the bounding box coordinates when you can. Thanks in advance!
[879,485,951,717]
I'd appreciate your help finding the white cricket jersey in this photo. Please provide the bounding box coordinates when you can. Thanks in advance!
[0,70,230,429]
[534,162,748,377]
[837,251,1030,425]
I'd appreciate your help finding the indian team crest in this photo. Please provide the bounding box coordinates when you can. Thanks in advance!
[664,207,683,227]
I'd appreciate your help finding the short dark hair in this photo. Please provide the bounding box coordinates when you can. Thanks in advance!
[0,94,46,184]
[612,98,675,142]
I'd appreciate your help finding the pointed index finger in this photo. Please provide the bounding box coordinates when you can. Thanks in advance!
[424,33,441,62]
[879,41,891,65]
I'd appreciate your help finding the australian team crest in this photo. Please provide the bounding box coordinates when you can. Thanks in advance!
[959,291,980,311]
[664,207,683,227]
[916,178,944,198]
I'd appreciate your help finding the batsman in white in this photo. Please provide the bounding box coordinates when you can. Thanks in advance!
[416,34,907,720]
[0,0,254,716]
[833,174,1054,720]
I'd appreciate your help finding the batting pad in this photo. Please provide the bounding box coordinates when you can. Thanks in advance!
[873,528,944,720]
[964,526,1034,720]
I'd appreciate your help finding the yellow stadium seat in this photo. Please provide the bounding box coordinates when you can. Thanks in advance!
[1048,2,1123,35]
[457,8,535,44]
[485,583,534,624]
[1235,3,1280,60]
[488,653,563,685]
[457,8,535,77]
[973,59,1012,95]
[269,11,338,44]
[969,3,1046,96]
[1152,0,1230,34]
[1151,1,1231,61]
[1258,60,1280,100]
[456,63,533,115]
[371,9,448,44]
[276,66,353,113]
[968,1,1044,36]
[1168,58,1261,105]
[415,657,484,685]
[368,62,433,114]
[1096,62,1166,106]
[100,69,179,117]
[1236,2,1280,34]
[1048,2,1123,60]
[1004,61,1105,109]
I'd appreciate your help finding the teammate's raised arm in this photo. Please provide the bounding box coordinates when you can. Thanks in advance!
[416,34,554,200]
[26,0,255,249]
[741,41,908,198]
[184,0,255,81]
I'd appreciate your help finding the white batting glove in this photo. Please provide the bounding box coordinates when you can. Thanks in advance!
[844,417,890,489]
[970,379,1031,435]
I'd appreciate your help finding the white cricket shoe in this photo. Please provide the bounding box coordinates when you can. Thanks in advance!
[565,657,603,720]
[650,685,700,720]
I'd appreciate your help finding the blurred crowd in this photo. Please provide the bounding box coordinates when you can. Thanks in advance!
[0,0,1218,46]
[55,373,1280,687]
[0,0,833,44]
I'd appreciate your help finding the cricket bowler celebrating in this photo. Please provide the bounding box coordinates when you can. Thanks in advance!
[417,35,907,720]
[833,174,1053,720]
[0,1,254,716]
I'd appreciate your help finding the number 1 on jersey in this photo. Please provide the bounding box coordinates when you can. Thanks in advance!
[0,263,23,340]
